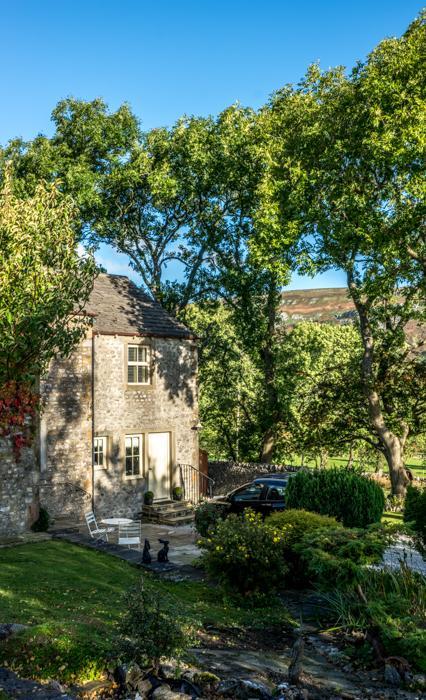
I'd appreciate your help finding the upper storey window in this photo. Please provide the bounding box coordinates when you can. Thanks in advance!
[127,344,151,385]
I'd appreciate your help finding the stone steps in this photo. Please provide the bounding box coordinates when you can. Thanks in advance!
[141,500,195,525]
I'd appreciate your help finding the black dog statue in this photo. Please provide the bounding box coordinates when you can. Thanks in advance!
[157,539,169,563]
[142,539,151,564]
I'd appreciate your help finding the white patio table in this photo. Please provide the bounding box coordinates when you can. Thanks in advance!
[100,517,134,527]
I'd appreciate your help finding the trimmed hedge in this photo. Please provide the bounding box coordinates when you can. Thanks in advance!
[285,468,385,527]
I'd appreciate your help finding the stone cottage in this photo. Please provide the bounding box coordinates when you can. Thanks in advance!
[0,274,199,535]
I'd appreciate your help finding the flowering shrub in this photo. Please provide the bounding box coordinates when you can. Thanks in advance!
[0,381,39,459]
[198,509,288,597]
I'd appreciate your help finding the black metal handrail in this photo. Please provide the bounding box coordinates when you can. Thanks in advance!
[178,463,215,504]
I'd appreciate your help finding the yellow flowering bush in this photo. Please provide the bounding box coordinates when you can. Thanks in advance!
[198,509,288,597]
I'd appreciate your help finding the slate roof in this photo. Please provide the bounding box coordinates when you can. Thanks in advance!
[84,274,194,339]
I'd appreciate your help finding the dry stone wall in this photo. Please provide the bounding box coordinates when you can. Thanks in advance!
[208,460,295,495]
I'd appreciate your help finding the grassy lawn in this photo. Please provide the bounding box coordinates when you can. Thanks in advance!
[0,541,294,683]
[382,511,403,524]
[285,454,426,478]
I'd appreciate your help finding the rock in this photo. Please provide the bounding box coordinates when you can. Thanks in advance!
[125,663,145,690]
[411,672,426,690]
[48,680,65,693]
[192,671,220,692]
[0,622,29,640]
[384,663,402,687]
[135,678,153,697]
[77,680,116,699]
[159,663,181,680]
[217,678,273,699]
[152,686,192,699]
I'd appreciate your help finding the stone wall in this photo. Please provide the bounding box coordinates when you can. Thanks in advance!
[0,438,39,536]
[93,334,198,518]
[39,334,93,519]
[208,460,294,495]
[39,332,199,521]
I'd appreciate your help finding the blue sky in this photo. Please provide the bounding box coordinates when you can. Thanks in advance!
[2,0,421,290]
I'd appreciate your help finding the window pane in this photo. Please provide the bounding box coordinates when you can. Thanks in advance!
[138,346,148,363]
[98,451,104,467]
[128,365,136,383]
[125,456,133,476]
[138,366,149,383]
[128,346,137,362]
[233,483,263,502]
[133,457,140,475]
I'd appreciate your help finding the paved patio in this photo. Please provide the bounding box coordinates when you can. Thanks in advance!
[52,520,201,572]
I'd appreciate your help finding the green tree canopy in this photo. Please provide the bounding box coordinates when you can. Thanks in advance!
[255,12,426,493]
[0,172,97,386]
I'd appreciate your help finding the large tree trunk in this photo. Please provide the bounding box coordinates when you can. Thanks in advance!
[348,274,410,496]
[259,277,280,463]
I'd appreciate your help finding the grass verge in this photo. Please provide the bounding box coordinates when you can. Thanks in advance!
[0,540,294,683]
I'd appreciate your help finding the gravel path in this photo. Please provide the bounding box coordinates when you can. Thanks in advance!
[382,535,426,575]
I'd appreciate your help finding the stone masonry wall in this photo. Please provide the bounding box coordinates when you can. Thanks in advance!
[93,334,199,518]
[39,332,199,522]
[0,438,39,536]
[39,334,93,519]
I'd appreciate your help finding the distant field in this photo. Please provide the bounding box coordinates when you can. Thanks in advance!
[285,454,426,479]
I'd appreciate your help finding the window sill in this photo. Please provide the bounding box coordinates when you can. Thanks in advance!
[126,383,153,390]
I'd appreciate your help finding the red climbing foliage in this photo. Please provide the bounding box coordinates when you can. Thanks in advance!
[0,381,39,459]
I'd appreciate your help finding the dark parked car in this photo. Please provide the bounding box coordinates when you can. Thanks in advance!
[214,474,294,517]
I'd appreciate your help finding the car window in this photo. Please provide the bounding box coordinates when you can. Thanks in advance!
[266,485,286,500]
[233,483,264,501]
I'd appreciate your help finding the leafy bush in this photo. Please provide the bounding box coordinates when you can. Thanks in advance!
[118,579,189,672]
[199,509,288,597]
[194,500,227,537]
[285,468,385,527]
[267,509,341,583]
[296,525,393,589]
[404,484,426,549]
[327,563,426,671]
[31,506,51,532]
[268,509,340,543]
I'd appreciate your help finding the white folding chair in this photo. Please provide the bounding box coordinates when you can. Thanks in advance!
[118,521,141,550]
[85,511,114,543]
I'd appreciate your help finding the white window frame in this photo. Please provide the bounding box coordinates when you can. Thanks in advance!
[93,436,107,469]
[124,434,144,479]
[127,344,151,385]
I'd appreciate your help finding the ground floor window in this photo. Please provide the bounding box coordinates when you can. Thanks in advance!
[125,434,143,477]
[93,437,107,468]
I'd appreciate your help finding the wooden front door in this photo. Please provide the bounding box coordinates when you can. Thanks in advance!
[148,432,171,501]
